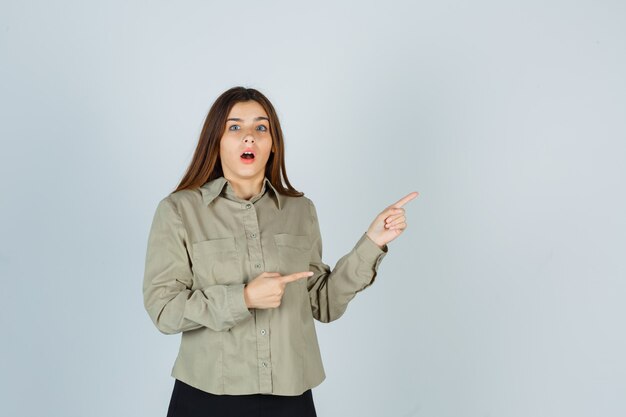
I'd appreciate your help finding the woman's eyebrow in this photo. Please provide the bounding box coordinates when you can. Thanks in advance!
[226,117,269,122]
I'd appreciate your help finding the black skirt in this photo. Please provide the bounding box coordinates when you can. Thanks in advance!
[166,379,318,417]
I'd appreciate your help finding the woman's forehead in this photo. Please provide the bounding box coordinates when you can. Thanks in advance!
[227,101,268,119]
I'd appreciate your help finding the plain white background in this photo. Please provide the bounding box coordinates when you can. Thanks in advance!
[1,1,625,416]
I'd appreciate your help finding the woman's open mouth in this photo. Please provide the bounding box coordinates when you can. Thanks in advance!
[240,151,255,164]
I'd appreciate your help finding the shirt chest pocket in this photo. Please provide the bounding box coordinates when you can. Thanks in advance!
[274,234,311,276]
[192,237,242,286]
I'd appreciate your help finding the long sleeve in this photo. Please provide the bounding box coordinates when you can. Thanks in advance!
[306,199,388,323]
[142,197,252,334]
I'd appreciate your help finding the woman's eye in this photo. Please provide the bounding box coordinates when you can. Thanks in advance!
[229,125,240,131]
[257,125,268,131]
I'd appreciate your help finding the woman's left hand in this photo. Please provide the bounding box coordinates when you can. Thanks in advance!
[366,191,419,248]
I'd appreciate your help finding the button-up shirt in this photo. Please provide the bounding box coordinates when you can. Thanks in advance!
[142,176,388,395]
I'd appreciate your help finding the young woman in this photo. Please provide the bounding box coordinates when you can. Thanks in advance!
[143,86,417,417]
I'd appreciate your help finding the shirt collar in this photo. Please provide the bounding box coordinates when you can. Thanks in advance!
[200,176,283,210]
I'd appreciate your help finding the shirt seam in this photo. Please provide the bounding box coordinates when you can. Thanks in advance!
[165,196,190,246]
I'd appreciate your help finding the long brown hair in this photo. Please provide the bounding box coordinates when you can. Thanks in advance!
[172,86,303,197]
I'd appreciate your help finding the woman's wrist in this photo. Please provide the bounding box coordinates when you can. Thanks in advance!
[365,232,385,249]
[243,284,252,309]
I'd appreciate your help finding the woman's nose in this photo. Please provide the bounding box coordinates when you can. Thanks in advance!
[243,134,255,143]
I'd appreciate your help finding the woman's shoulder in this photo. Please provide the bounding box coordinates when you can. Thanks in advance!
[157,188,203,212]
[279,193,317,215]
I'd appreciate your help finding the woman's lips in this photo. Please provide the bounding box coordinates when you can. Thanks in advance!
[240,156,255,164]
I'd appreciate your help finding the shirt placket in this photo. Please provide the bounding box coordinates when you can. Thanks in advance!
[241,200,273,393]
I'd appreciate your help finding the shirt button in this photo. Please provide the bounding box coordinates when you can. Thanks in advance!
[260,329,266,335]
[255,263,261,269]
[245,203,252,209]
[250,233,256,238]
[262,362,268,368]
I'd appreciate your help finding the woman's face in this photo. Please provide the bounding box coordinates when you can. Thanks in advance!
[219,100,274,183]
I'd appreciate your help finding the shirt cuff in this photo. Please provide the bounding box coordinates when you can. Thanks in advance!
[227,283,253,325]
[355,232,388,268]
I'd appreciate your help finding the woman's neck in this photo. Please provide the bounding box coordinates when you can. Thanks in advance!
[225,175,264,201]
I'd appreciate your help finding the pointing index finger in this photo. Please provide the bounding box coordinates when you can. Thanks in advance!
[281,271,314,284]
[392,191,419,208]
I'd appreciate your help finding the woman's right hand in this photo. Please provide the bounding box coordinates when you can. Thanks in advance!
[243,271,313,309]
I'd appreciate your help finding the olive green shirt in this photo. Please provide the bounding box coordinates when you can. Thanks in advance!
[142,176,388,395]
